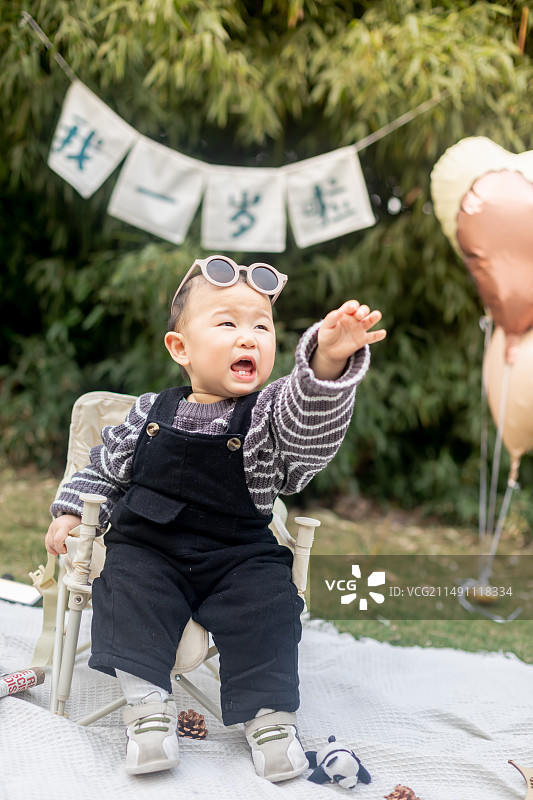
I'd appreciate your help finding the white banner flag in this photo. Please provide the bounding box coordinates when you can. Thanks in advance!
[48,81,138,199]
[285,146,375,248]
[201,166,286,253]
[108,136,206,244]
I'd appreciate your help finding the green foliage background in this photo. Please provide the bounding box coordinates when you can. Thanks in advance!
[1,0,533,520]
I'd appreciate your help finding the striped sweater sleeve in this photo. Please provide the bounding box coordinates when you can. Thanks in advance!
[50,393,157,525]
[244,323,370,514]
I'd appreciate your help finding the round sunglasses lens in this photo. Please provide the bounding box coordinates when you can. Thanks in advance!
[206,258,236,285]
[251,266,279,292]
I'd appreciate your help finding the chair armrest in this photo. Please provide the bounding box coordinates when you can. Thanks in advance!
[291,516,321,597]
[63,493,106,593]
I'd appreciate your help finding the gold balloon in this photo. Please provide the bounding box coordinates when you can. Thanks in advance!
[483,326,533,482]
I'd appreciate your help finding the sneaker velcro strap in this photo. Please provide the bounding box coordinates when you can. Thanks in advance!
[134,714,171,734]
[123,701,176,727]
[245,711,297,736]
[255,729,290,746]
[253,726,287,739]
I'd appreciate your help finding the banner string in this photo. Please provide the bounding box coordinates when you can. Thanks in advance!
[20,11,450,156]
[354,91,450,153]
[20,11,78,83]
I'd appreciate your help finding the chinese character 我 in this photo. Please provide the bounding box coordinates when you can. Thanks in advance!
[52,115,103,171]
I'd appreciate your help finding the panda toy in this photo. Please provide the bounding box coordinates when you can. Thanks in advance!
[306,735,372,790]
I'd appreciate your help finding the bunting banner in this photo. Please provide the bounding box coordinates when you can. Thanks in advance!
[48,81,138,199]
[46,81,381,250]
[108,136,206,245]
[29,1,449,254]
[201,166,286,252]
[284,147,376,248]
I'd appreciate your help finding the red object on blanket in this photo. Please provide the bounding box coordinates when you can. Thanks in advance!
[0,667,45,698]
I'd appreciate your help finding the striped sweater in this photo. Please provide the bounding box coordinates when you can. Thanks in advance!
[51,323,370,524]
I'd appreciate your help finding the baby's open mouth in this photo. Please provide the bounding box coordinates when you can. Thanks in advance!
[231,358,256,378]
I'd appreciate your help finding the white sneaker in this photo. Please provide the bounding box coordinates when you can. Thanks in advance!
[245,711,308,782]
[122,694,180,775]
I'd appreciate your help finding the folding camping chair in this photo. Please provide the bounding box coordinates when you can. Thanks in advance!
[30,391,320,726]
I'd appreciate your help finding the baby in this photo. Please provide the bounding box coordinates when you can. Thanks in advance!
[46,255,385,782]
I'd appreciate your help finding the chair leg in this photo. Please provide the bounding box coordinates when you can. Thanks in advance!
[49,562,68,714]
[55,493,105,716]
[173,674,224,723]
[55,590,90,716]
[77,696,128,727]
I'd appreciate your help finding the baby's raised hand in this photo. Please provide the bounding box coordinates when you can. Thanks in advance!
[312,300,386,380]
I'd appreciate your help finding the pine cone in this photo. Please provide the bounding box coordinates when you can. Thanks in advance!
[384,786,420,800]
[177,708,209,739]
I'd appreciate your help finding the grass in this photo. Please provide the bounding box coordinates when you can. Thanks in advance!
[303,506,533,663]
[0,465,58,581]
[1,465,532,662]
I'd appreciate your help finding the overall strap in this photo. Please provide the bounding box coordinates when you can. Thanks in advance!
[227,391,260,436]
[147,386,191,425]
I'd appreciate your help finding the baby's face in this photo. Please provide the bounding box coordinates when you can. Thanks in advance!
[165,280,276,402]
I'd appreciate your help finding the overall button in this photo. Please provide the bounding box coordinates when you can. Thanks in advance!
[224,700,233,711]
[146,422,160,437]
[227,437,241,451]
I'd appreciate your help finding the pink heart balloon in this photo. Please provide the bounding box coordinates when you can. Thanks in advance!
[457,170,533,361]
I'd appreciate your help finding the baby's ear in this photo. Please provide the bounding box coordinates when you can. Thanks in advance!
[164,331,190,367]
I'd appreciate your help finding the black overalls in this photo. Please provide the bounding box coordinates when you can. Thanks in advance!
[89,387,304,725]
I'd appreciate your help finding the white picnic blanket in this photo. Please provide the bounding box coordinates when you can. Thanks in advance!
[0,599,531,800]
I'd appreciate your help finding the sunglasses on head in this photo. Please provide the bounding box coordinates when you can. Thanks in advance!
[171,256,288,308]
